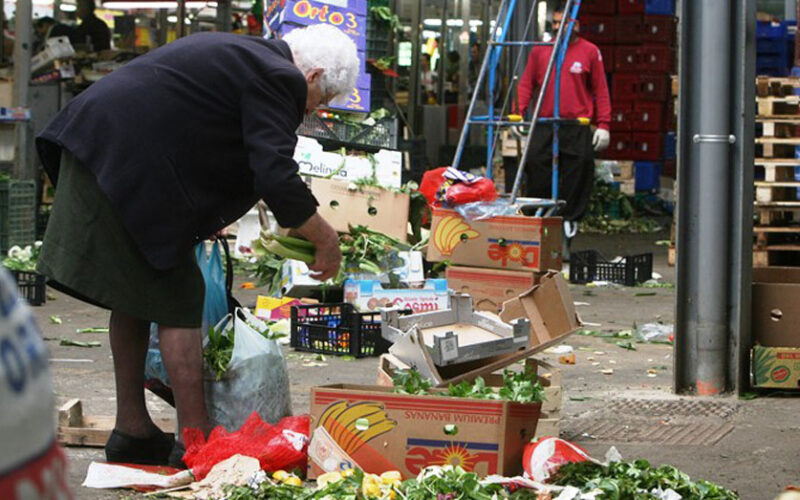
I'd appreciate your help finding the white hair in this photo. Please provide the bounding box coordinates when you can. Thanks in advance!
[282,24,360,100]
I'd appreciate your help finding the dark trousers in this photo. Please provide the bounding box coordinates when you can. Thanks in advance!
[507,124,595,221]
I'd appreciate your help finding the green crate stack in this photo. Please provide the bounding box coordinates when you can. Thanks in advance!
[0,180,37,254]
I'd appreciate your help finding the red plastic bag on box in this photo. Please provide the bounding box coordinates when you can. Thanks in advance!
[420,166,499,207]
[522,437,593,482]
[183,412,309,480]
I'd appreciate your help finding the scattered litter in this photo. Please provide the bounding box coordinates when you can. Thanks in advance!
[46,292,57,301]
[581,432,596,439]
[654,240,671,246]
[240,282,256,290]
[601,369,614,375]
[569,396,591,401]
[83,462,192,490]
[740,392,759,401]
[559,353,576,365]
[636,323,674,344]
[581,321,601,327]
[635,291,657,297]
[615,341,637,351]
[648,358,653,362]
[582,290,596,296]
[302,362,328,367]
[647,369,658,377]
[593,351,606,356]
[573,302,591,306]
[169,455,261,499]
[341,355,355,361]
[605,446,623,463]
[50,358,94,363]
[587,357,595,362]
[591,362,601,366]
[49,315,62,325]
[76,327,109,334]
[608,360,617,365]
[652,272,662,280]
[60,339,101,348]
[549,345,574,355]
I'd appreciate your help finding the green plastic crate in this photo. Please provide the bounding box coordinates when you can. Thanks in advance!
[0,180,37,255]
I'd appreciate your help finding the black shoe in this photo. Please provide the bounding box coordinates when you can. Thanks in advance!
[168,441,187,470]
[104,428,174,466]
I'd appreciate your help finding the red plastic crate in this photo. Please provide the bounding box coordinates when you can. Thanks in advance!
[614,46,641,72]
[631,132,663,160]
[579,15,616,44]
[639,44,675,72]
[638,74,670,100]
[598,44,615,69]
[582,0,617,14]
[602,132,633,160]
[632,102,665,132]
[618,0,645,14]
[610,101,633,131]
[614,15,643,43]
[640,15,677,44]
[663,160,676,179]
[611,73,639,101]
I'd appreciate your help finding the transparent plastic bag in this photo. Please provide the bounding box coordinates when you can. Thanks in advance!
[144,242,228,387]
[204,308,292,432]
[454,200,519,221]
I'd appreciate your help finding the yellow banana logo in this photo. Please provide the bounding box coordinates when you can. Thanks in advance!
[433,215,480,256]
[318,401,397,456]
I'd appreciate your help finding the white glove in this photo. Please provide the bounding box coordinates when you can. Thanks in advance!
[593,128,610,152]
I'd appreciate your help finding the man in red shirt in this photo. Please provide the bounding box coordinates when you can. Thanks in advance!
[517,4,611,242]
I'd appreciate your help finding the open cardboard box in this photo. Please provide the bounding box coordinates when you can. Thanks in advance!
[306,176,409,242]
[445,266,542,313]
[381,271,581,386]
[308,358,550,480]
[427,208,562,271]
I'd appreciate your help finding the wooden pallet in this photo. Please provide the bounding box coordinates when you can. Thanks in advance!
[753,246,800,267]
[754,202,800,225]
[756,76,800,98]
[57,399,175,447]
[755,137,800,158]
[757,96,800,117]
[668,245,676,267]
[754,181,800,202]
[756,118,800,138]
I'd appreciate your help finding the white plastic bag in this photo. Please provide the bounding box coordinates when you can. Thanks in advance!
[204,308,292,432]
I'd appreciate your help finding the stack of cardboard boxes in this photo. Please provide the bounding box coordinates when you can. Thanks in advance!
[426,209,563,314]
[264,0,371,113]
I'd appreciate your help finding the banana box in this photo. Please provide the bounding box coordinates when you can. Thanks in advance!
[308,383,541,480]
[427,209,563,272]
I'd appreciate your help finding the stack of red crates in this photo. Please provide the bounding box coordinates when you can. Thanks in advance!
[579,0,677,179]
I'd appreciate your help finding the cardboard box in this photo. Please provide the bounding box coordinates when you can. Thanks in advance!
[308,382,541,480]
[31,36,75,73]
[266,0,368,40]
[271,19,367,52]
[294,136,402,188]
[445,266,541,313]
[427,209,562,272]
[752,346,800,389]
[344,279,450,313]
[329,70,371,114]
[752,267,800,348]
[381,272,580,387]
[280,251,425,298]
[306,177,409,242]
[376,355,562,440]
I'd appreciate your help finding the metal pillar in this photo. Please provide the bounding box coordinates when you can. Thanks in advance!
[216,0,233,32]
[176,0,187,38]
[457,0,470,110]
[675,0,755,394]
[13,0,34,180]
[407,0,422,134]
[436,0,447,105]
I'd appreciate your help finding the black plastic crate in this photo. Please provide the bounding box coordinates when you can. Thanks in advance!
[569,250,653,287]
[10,270,46,306]
[366,0,392,59]
[290,303,388,357]
[297,113,398,150]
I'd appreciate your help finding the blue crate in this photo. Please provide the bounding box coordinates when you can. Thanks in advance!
[758,37,788,55]
[664,132,676,161]
[634,161,662,192]
[645,0,674,15]
[757,64,789,77]
[757,20,787,39]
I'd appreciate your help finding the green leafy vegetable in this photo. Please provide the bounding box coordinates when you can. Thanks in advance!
[76,327,109,334]
[60,339,100,348]
[392,369,432,395]
[394,368,545,404]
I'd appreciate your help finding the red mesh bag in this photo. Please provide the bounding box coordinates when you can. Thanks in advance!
[444,178,498,206]
[419,167,449,207]
[183,412,309,480]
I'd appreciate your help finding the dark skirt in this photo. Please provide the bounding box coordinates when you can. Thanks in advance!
[37,150,204,328]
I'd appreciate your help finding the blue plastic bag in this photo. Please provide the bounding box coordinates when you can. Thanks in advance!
[144,241,229,386]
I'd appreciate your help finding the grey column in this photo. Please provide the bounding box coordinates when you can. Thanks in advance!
[217,0,233,32]
[408,0,422,134]
[13,0,34,180]
[675,0,755,394]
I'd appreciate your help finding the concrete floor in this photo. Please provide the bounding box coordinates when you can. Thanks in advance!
[33,230,800,500]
